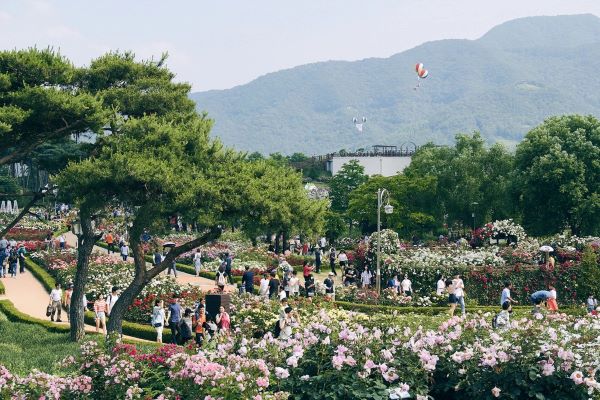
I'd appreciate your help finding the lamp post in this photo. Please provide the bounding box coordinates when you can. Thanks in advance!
[376,188,394,294]
[471,202,479,232]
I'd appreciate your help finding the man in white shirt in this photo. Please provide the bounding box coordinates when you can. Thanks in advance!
[49,283,63,322]
[259,273,270,299]
[58,234,66,250]
[401,275,413,296]
[452,274,465,315]
[120,244,129,261]
[107,286,119,315]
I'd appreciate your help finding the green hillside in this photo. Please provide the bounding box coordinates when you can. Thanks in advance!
[191,14,600,154]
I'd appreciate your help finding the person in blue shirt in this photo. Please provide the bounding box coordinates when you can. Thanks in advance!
[241,265,255,294]
[167,297,182,344]
[530,290,552,313]
[225,253,233,284]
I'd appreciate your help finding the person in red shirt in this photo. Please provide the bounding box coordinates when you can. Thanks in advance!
[302,260,313,286]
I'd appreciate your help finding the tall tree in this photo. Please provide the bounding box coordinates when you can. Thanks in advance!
[329,160,368,213]
[515,115,600,235]
[0,48,105,166]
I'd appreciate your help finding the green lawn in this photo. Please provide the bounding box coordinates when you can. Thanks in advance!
[0,311,81,375]
[0,311,158,375]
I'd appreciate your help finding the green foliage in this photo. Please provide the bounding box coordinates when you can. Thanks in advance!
[404,132,514,231]
[577,246,600,299]
[329,160,367,213]
[0,48,106,165]
[515,115,600,236]
[0,166,20,194]
[190,14,600,154]
[325,210,346,243]
[347,174,438,236]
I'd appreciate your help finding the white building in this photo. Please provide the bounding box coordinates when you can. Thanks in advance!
[325,145,414,177]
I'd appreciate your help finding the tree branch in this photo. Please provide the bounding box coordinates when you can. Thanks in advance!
[145,225,221,281]
[0,118,85,166]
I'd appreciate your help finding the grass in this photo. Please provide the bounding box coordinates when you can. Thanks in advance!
[0,310,80,375]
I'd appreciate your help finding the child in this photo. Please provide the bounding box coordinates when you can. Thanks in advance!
[547,285,558,312]
[494,301,511,331]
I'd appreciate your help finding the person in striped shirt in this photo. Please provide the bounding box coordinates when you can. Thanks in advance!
[93,294,108,335]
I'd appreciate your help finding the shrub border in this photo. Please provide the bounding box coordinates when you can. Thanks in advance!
[334,301,586,316]
[0,279,5,295]
[25,257,171,342]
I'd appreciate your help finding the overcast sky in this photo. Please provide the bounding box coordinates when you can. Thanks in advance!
[1,0,599,92]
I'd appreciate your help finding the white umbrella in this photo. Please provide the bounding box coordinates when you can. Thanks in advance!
[539,245,554,252]
[162,242,176,248]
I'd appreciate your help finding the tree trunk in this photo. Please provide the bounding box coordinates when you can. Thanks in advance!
[106,225,221,336]
[69,212,96,342]
[282,231,289,251]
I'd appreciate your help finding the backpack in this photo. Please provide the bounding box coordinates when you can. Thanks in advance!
[272,319,282,338]
[217,272,226,286]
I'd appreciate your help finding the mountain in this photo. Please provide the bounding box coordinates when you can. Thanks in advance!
[191,14,600,154]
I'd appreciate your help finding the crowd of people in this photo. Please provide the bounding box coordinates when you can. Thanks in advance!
[0,236,27,278]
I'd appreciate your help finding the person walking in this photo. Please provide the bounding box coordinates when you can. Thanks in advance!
[193,249,202,277]
[302,261,313,286]
[120,243,129,261]
[151,300,166,343]
[167,258,178,277]
[93,294,108,335]
[225,253,233,284]
[314,246,322,273]
[215,266,227,292]
[241,265,255,295]
[500,282,518,307]
[105,232,115,254]
[343,264,357,286]
[446,279,458,316]
[452,274,466,315]
[361,267,372,289]
[49,283,63,322]
[289,270,300,297]
[7,248,18,278]
[268,271,280,299]
[16,243,26,274]
[259,273,269,299]
[338,250,348,274]
[329,247,337,276]
[153,250,162,266]
[179,309,194,345]
[324,272,335,300]
[63,284,73,322]
[107,286,119,316]
[167,297,182,344]
[305,273,316,298]
[547,285,558,312]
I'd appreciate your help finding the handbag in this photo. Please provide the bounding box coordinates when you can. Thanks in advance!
[153,322,162,328]
[46,305,53,317]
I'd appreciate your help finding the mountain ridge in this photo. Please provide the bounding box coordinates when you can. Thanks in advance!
[191,14,600,154]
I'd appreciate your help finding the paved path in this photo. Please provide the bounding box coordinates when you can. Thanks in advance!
[0,269,149,339]
[63,232,234,293]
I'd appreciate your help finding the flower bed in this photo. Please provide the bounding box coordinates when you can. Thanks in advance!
[1,296,599,399]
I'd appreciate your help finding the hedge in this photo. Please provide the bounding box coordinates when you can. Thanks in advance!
[25,257,56,292]
[26,257,170,342]
[0,299,70,333]
[97,241,244,283]
[334,300,587,316]
[0,279,5,295]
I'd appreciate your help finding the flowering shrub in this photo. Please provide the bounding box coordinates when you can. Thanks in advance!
[1,299,599,399]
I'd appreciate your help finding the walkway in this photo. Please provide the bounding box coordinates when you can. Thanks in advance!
[63,232,234,292]
[0,269,151,340]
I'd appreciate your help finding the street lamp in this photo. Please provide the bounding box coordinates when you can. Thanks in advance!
[376,188,393,294]
[71,219,82,236]
[471,202,479,231]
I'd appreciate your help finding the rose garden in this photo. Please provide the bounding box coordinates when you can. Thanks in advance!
[1,49,600,399]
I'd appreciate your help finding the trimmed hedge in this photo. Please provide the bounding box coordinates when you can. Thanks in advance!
[25,257,56,292]
[0,279,5,295]
[26,257,169,342]
[334,300,587,316]
[0,299,69,333]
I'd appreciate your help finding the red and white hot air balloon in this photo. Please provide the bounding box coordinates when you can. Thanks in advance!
[414,62,429,90]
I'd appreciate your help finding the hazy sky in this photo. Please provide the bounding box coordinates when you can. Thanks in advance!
[1,0,599,92]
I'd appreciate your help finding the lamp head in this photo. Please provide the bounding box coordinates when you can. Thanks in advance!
[384,204,394,214]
